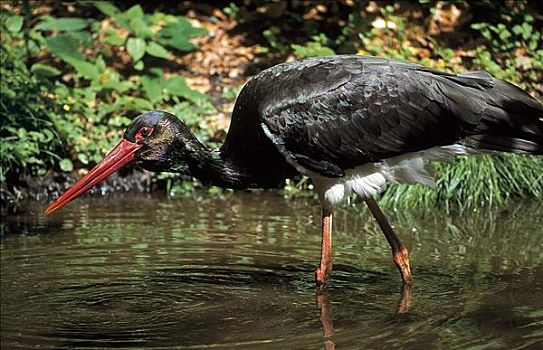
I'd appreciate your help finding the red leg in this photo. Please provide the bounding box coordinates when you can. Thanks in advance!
[364,198,413,285]
[315,207,333,288]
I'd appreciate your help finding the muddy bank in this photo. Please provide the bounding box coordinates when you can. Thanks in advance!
[1,169,155,215]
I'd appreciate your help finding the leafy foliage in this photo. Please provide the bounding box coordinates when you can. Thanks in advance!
[94,2,206,70]
[471,13,542,90]
[1,1,542,210]
[291,34,335,58]
[1,2,210,200]
[0,15,64,184]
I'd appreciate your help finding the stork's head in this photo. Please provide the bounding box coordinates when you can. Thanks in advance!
[45,111,192,214]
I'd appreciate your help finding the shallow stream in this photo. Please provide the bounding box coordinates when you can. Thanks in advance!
[1,193,542,349]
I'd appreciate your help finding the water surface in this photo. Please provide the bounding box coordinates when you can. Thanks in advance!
[1,193,542,349]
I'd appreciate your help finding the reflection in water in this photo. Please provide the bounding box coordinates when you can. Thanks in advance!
[316,282,413,349]
[397,283,412,314]
[316,291,335,349]
[1,193,543,349]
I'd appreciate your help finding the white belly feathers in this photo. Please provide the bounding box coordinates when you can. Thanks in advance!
[310,144,475,208]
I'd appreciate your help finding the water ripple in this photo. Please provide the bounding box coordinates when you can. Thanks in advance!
[2,195,542,349]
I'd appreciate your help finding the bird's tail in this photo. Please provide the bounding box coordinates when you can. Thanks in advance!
[458,75,543,155]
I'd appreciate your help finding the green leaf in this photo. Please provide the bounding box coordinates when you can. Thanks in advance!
[148,67,164,76]
[291,42,335,58]
[158,20,206,52]
[59,158,73,172]
[45,34,98,79]
[141,75,162,102]
[101,29,126,45]
[120,96,153,111]
[498,29,511,41]
[129,17,154,38]
[512,24,523,36]
[104,81,133,92]
[108,5,144,30]
[112,14,130,30]
[161,36,195,52]
[35,17,90,31]
[95,55,106,72]
[125,5,144,19]
[160,19,207,38]
[126,37,146,62]
[45,34,97,79]
[93,1,120,16]
[69,31,93,46]
[163,76,207,103]
[6,16,23,33]
[42,129,54,142]
[146,42,170,59]
[77,153,89,165]
[31,63,61,77]
[66,59,99,80]
[27,156,41,164]
[134,61,144,71]
[108,116,132,127]
[45,34,85,61]
[521,22,532,41]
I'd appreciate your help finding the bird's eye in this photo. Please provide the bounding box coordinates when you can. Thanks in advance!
[135,126,153,141]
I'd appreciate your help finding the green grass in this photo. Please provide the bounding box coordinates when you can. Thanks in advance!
[379,154,543,212]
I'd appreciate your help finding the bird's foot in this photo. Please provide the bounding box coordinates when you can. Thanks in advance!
[393,246,412,285]
[315,266,332,289]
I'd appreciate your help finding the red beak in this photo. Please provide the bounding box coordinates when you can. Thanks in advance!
[45,139,142,215]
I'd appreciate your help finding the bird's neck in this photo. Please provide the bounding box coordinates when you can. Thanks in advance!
[192,150,257,189]
[172,137,257,189]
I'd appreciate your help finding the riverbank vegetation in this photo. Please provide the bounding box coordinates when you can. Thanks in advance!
[1,1,542,211]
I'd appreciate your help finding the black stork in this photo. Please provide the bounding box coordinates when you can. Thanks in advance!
[46,55,543,288]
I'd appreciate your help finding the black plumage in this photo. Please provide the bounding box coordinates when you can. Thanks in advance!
[222,55,542,178]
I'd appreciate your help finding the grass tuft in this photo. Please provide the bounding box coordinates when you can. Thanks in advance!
[379,154,543,212]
